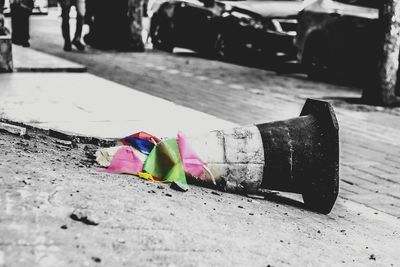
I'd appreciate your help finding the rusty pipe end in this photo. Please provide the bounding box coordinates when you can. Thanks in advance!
[299,99,339,214]
[257,99,339,214]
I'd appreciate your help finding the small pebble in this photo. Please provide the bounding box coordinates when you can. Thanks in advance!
[91,256,101,263]
[369,254,376,261]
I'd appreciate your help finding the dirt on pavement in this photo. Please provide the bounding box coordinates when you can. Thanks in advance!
[1,12,400,267]
[1,121,400,267]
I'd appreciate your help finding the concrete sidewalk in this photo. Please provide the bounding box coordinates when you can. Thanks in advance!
[0,46,236,138]
[1,46,399,217]
[12,45,86,72]
[1,46,400,266]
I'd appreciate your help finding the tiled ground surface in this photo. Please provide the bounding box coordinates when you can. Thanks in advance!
[0,12,399,266]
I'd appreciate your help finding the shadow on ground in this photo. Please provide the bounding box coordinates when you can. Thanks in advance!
[174,48,400,102]
[173,50,303,75]
[323,96,400,110]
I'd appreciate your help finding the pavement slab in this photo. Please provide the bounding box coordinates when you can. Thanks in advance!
[0,72,236,138]
[0,128,399,267]
[1,12,400,266]
[12,45,86,72]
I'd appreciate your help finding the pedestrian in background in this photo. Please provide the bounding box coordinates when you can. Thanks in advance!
[82,0,94,46]
[10,0,33,47]
[58,0,85,51]
[0,0,5,33]
[83,0,94,32]
[0,13,11,36]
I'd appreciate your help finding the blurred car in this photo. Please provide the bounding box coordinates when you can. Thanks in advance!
[2,0,10,14]
[33,0,48,14]
[3,0,49,15]
[295,0,381,79]
[150,0,305,61]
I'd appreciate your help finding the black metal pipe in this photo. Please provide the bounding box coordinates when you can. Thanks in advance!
[256,99,339,214]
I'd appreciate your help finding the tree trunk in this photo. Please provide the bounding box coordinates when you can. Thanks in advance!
[0,0,5,35]
[126,0,145,51]
[363,0,400,105]
[0,0,13,72]
[84,0,145,51]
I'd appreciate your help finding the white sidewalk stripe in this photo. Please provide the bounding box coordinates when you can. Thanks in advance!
[249,88,264,95]
[196,76,208,81]
[229,84,245,90]
[155,66,166,71]
[211,79,224,85]
[167,69,180,75]
[181,72,193,77]
[144,63,154,68]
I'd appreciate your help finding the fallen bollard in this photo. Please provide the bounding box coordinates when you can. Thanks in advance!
[97,99,339,214]
[184,99,339,214]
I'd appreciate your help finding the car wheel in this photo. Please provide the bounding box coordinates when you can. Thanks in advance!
[302,39,331,80]
[150,15,174,53]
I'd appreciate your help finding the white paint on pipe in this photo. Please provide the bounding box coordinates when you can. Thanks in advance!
[185,125,264,193]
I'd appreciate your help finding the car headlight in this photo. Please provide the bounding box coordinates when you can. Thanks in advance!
[224,4,232,12]
[271,18,297,36]
[230,11,263,29]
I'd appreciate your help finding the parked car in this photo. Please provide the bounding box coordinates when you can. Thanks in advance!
[150,0,305,61]
[32,0,48,14]
[2,0,10,14]
[3,0,49,15]
[295,0,381,79]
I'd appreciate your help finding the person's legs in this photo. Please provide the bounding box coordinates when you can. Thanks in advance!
[83,0,94,46]
[20,7,31,47]
[84,0,93,28]
[11,4,22,44]
[72,0,85,50]
[60,2,72,51]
